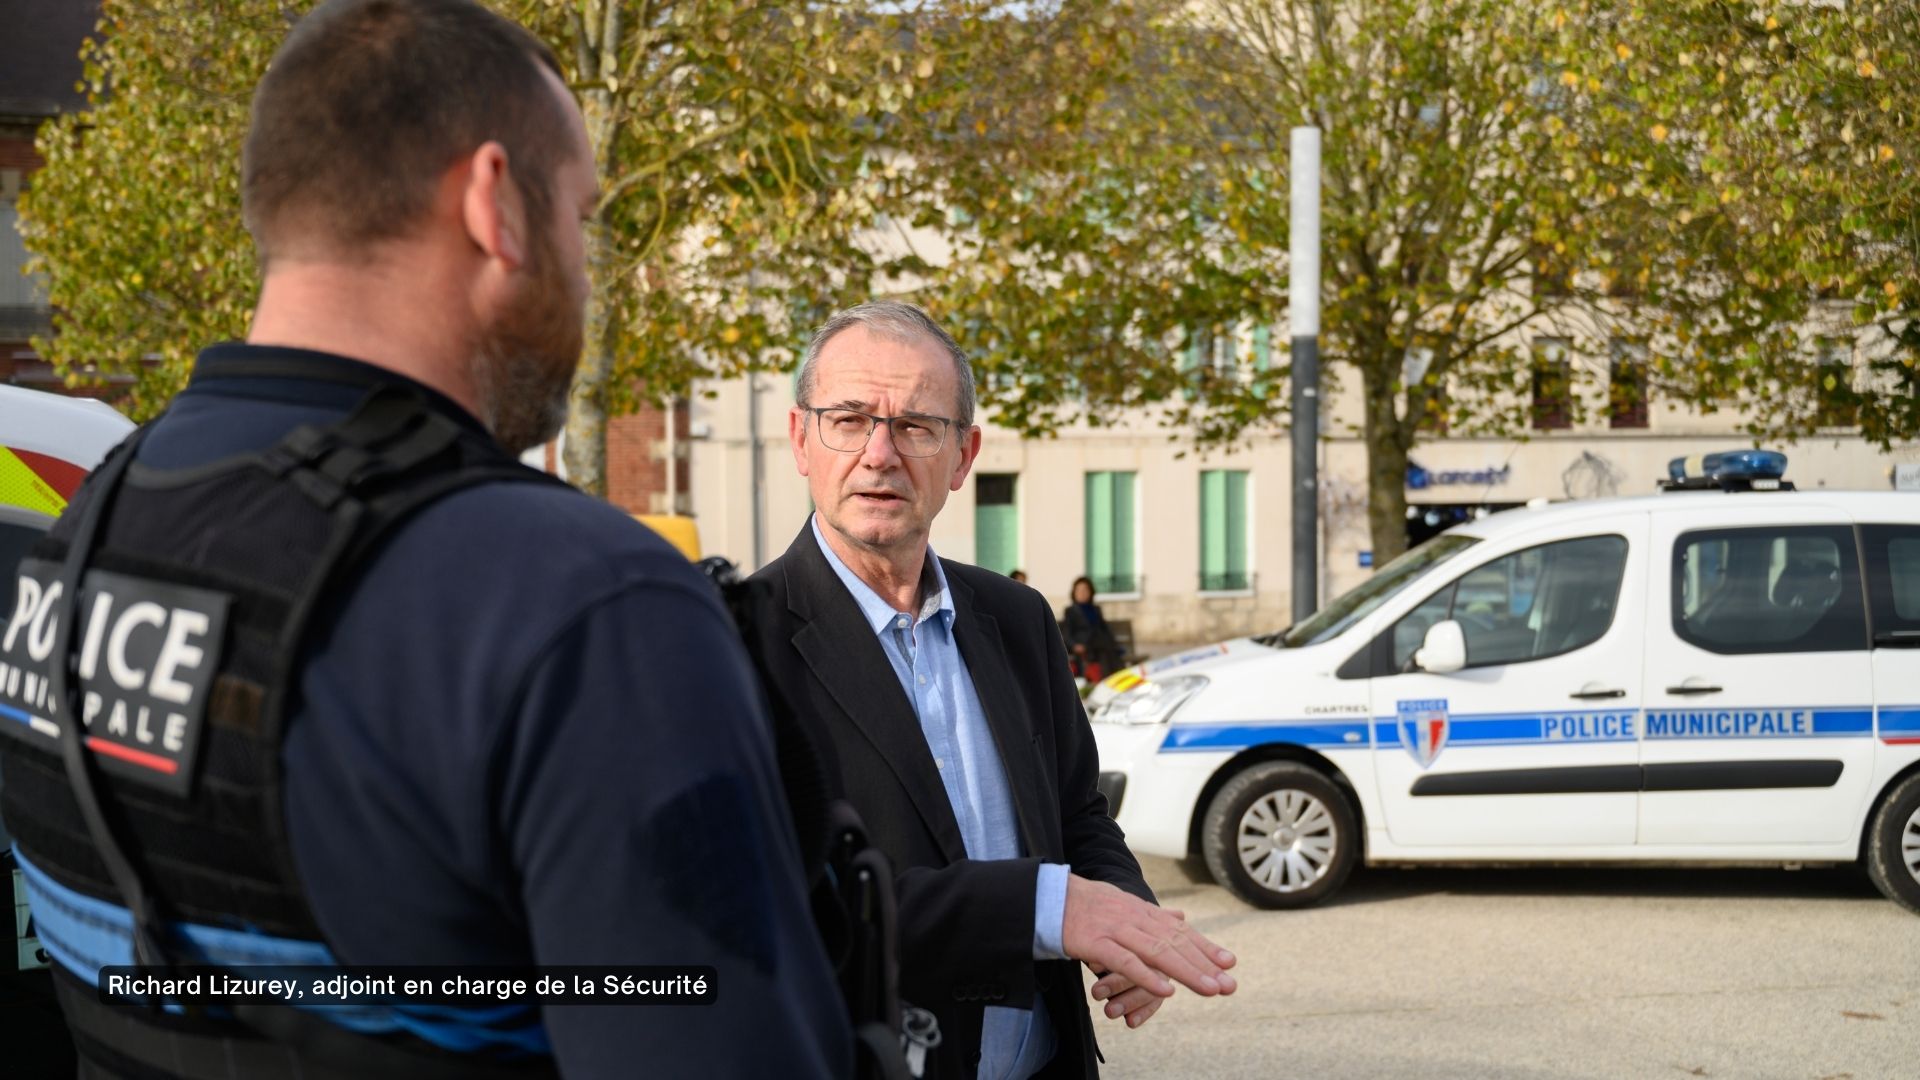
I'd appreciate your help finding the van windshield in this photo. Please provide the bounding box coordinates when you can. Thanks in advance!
[1259,534,1481,648]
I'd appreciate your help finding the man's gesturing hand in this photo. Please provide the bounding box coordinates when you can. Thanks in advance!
[1062,874,1237,1006]
[1088,973,1166,1028]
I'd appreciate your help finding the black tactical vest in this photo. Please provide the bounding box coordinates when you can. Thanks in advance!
[0,369,564,1080]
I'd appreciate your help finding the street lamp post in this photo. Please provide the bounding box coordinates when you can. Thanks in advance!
[1290,125,1323,623]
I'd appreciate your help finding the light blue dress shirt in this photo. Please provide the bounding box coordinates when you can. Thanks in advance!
[811,517,1071,1080]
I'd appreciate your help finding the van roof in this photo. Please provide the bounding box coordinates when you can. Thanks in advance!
[0,385,134,470]
[1449,489,1920,542]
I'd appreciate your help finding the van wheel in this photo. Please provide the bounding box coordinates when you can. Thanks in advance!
[1865,772,1920,916]
[1202,762,1357,909]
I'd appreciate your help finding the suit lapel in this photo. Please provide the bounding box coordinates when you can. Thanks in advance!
[781,526,968,863]
[944,565,1049,860]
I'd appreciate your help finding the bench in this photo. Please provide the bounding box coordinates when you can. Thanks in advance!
[1108,618,1145,666]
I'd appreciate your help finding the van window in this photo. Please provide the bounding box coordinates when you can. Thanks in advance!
[1385,534,1628,671]
[1672,525,1867,654]
[1861,524,1920,645]
[1272,534,1479,648]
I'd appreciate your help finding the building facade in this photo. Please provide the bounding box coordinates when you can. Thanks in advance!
[0,1,97,390]
[683,359,1918,645]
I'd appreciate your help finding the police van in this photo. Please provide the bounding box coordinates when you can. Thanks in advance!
[2,385,133,1071]
[1090,452,1920,914]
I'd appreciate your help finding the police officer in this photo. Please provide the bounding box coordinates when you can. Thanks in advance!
[0,1,850,1076]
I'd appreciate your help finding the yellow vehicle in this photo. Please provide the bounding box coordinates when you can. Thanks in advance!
[635,514,701,561]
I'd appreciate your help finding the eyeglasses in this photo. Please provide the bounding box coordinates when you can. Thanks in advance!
[806,407,956,458]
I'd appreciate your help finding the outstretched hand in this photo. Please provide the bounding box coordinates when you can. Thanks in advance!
[1061,874,1236,1029]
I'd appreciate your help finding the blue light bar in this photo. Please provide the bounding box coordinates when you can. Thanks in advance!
[1667,449,1788,483]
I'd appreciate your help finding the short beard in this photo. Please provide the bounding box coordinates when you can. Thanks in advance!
[472,224,583,456]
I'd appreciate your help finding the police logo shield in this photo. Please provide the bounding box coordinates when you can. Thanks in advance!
[0,559,229,798]
[1398,698,1450,769]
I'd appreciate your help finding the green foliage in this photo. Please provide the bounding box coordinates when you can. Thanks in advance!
[929,0,1665,560]
[1561,0,1918,447]
[497,0,953,491]
[21,3,281,417]
[925,0,1917,563]
[21,1,1093,496]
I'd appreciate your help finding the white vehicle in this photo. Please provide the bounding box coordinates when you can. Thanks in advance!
[1091,454,1920,914]
[2,385,133,588]
[3,385,134,980]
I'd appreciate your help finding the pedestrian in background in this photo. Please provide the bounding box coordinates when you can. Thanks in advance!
[1062,576,1125,683]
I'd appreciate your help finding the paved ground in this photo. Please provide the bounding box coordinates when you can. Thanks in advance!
[1092,857,1920,1080]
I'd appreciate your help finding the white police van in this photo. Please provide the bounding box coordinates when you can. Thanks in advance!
[1091,451,1920,914]
[2,385,133,1075]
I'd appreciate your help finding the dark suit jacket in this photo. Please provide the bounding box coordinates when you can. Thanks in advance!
[748,523,1153,1079]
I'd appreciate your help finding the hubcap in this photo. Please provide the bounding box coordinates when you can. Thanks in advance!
[1237,788,1336,893]
[1903,805,1920,887]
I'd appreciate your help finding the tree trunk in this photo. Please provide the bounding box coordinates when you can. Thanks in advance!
[563,83,616,497]
[563,227,615,497]
[1360,363,1412,567]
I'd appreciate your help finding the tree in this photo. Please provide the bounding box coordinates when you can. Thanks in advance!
[930,0,1910,569]
[19,2,274,417]
[21,1,965,495]
[1554,0,1918,448]
[932,0,1676,566]
[497,0,939,495]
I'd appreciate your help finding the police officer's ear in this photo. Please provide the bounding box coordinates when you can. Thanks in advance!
[459,140,527,273]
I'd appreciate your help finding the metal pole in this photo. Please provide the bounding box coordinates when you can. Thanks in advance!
[748,375,763,568]
[1290,126,1322,623]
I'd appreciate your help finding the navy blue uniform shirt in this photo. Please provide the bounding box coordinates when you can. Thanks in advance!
[137,344,851,1077]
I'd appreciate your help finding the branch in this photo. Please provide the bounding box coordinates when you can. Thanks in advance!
[571,2,593,77]
[595,104,765,215]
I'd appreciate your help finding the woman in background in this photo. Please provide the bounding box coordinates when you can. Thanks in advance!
[1062,575,1124,681]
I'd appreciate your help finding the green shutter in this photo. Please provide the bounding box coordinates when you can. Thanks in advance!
[975,504,1019,575]
[1201,470,1249,590]
[1200,471,1226,584]
[1085,472,1113,585]
[1226,470,1248,586]
[1085,472,1136,592]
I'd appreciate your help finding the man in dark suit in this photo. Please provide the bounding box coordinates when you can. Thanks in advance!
[749,301,1237,1078]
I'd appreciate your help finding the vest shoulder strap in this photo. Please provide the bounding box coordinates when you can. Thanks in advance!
[36,385,562,1080]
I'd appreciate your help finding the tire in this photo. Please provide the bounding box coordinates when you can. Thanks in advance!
[1865,772,1920,916]
[1202,762,1358,909]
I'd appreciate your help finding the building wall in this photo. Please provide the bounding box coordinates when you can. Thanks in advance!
[603,403,692,516]
[0,133,45,174]
[3,136,55,386]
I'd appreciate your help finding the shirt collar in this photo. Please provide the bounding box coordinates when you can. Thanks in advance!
[186,343,494,441]
[810,514,955,636]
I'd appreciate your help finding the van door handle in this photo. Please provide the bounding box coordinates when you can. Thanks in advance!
[1570,685,1627,700]
[1665,681,1723,696]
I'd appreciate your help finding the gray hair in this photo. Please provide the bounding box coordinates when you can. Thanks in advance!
[794,300,976,427]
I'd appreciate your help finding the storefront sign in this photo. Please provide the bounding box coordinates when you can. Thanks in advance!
[1406,462,1512,490]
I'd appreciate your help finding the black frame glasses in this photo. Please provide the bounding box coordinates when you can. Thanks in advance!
[806,407,957,458]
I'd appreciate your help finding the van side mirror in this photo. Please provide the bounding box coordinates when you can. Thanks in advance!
[1415,620,1467,674]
